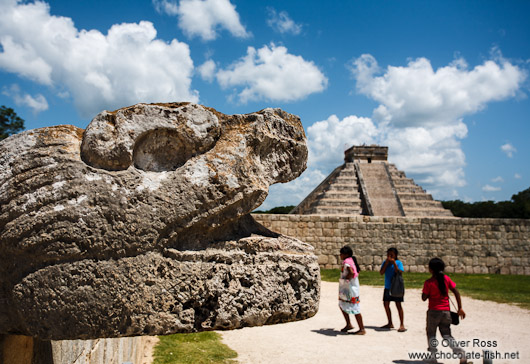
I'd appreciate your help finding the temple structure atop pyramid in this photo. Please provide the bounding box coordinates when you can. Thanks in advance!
[291,145,453,217]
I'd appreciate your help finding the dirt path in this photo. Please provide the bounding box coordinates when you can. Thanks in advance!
[220,282,530,364]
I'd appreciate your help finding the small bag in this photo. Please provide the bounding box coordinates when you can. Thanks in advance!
[389,270,405,297]
[450,311,460,325]
[449,297,460,325]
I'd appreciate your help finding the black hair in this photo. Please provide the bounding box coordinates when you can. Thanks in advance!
[352,256,361,273]
[340,246,352,257]
[340,246,361,272]
[428,258,447,296]
[387,247,399,257]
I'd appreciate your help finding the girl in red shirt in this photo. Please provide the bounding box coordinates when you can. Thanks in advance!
[422,258,470,364]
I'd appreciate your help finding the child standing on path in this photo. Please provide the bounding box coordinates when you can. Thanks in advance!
[338,246,366,335]
[380,247,406,332]
[422,258,470,364]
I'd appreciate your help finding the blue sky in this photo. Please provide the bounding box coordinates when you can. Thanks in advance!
[1,0,529,210]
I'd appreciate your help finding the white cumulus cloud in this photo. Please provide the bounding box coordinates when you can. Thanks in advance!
[266,8,302,35]
[263,51,526,208]
[216,44,328,103]
[154,0,250,41]
[381,122,468,196]
[307,114,379,168]
[343,52,526,199]
[501,143,516,158]
[349,54,526,127]
[0,0,198,118]
[2,83,48,113]
[152,0,179,15]
[491,176,504,183]
[258,168,327,211]
[514,173,522,179]
[482,184,501,192]
[198,59,217,82]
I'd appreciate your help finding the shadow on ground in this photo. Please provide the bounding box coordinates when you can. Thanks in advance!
[310,328,350,337]
[364,325,393,332]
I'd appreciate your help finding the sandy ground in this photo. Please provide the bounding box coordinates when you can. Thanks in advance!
[220,282,530,364]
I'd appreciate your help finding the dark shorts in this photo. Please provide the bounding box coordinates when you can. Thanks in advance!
[383,288,404,302]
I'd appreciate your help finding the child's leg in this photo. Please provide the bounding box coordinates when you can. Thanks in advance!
[395,302,406,331]
[426,310,441,355]
[438,312,466,363]
[353,313,366,335]
[382,300,393,328]
[340,309,353,331]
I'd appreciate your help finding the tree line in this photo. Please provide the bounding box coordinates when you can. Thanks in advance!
[441,187,530,219]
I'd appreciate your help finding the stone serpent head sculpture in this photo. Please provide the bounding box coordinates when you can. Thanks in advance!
[0,103,320,340]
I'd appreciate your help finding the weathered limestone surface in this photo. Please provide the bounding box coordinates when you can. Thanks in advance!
[254,214,530,275]
[0,103,319,340]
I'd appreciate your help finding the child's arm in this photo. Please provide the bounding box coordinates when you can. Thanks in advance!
[345,265,355,280]
[449,286,466,319]
[422,281,429,301]
[392,260,404,273]
[380,260,389,275]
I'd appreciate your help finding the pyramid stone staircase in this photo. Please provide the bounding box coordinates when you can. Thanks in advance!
[291,145,453,217]
[387,164,453,217]
[357,162,403,216]
[291,163,363,215]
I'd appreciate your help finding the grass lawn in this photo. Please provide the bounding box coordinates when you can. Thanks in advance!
[321,269,530,310]
[153,331,237,364]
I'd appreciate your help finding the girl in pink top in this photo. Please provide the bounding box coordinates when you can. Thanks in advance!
[422,258,470,364]
[338,246,365,335]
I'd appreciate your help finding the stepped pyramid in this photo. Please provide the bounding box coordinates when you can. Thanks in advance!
[291,145,453,217]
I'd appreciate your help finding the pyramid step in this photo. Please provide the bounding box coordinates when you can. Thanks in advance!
[403,207,453,217]
[398,193,433,201]
[390,171,406,178]
[392,178,416,185]
[400,200,445,209]
[336,169,356,177]
[312,198,362,207]
[395,186,424,193]
[363,180,395,186]
[321,191,360,199]
[334,175,357,182]
[370,201,403,216]
[363,173,389,179]
[328,184,357,191]
[311,206,363,215]
[366,187,397,195]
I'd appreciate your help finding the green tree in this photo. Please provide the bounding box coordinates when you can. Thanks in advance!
[253,205,295,214]
[0,106,25,140]
[442,186,530,219]
[511,187,530,219]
